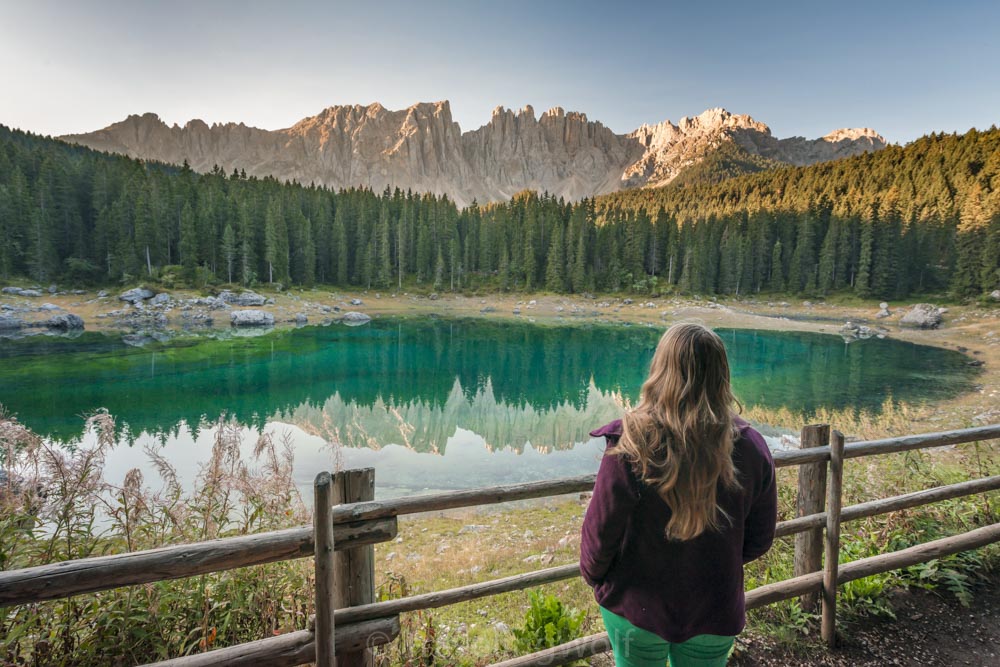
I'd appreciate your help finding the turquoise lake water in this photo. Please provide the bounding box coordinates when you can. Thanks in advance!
[0,318,978,495]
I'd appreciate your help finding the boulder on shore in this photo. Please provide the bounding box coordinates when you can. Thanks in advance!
[341,311,371,326]
[42,314,85,330]
[219,290,266,306]
[149,292,172,307]
[840,321,881,341]
[0,315,25,331]
[876,302,891,319]
[230,310,274,327]
[119,287,155,304]
[2,287,43,297]
[991,290,1000,301]
[900,303,944,329]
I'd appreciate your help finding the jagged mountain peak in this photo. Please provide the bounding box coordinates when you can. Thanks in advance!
[62,101,886,206]
[823,127,886,143]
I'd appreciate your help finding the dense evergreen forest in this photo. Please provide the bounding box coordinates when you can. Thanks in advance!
[0,124,998,299]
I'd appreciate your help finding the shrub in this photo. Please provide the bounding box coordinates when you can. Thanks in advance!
[511,591,585,655]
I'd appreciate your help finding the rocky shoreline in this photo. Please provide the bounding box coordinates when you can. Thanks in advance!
[0,285,374,344]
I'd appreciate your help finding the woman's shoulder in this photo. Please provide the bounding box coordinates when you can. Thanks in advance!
[589,419,624,439]
[732,416,774,466]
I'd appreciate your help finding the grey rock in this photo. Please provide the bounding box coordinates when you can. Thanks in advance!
[480,306,496,314]
[991,290,1000,301]
[458,524,490,534]
[231,309,274,327]
[115,309,168,330]
[97,290,109,298]
[219,290,266,306]
[513,308,521,315]
[350,298,363,306]
[190,296,227,310]
[119,287,155,304]
[341,311,371,326]
[294,313,308,324]
[900,303,944,329]
[149,292,172,306]
[2,287,43,297]
[429,293,439,301]
[48,284,57,294]
[181,312,214,327]
[840,321,878,340]
[0,315,25,330]
[876,302,892,319]
[39,303,62,311]
[622,298,633,305]
[43,314,85,330]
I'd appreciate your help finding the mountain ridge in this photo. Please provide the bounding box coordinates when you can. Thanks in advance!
[62,101,886,206]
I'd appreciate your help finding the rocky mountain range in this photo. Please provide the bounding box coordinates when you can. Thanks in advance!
[63,102,886,207]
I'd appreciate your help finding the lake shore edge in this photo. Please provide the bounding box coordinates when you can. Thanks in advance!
[4,285,997,434]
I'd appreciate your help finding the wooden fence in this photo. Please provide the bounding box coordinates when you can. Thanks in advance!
[1,424,999,666]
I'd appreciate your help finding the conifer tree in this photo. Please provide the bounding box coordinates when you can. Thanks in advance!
[545,220,566,292]
[221,223,236,283]
[952,185,988,296]
[180,201,198,279]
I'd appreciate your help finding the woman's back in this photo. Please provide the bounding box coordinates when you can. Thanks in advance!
[580,416,776,642]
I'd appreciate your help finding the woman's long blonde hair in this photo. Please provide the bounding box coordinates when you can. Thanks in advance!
[611,323,741,541]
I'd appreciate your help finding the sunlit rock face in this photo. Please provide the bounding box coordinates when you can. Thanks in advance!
[63,103,886,207]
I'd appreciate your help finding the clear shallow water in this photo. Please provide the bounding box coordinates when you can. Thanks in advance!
[0,318,979,496]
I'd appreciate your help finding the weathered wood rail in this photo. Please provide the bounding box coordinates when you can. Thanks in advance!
[1,423,998,666]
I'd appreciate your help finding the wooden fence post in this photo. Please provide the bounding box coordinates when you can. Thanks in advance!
[794,423,829,612]
[822,430,845,648]
[333,468,377,667]
[314,472,337,667]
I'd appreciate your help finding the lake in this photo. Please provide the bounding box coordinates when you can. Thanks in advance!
[0,318,978,498]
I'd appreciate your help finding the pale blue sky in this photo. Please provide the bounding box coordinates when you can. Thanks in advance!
[1,0,998,143]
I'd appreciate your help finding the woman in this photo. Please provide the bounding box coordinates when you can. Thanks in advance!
[581,323,777,667]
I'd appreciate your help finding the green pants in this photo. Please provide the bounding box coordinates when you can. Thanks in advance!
[600,607,734,667]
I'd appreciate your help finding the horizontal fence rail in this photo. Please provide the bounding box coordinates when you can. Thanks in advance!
[140,616,401,667]
[329,475,597,523]
[774,474,1000,537]
[771,424,1000,468]
[1,423,997,667]
[0,518,397,608]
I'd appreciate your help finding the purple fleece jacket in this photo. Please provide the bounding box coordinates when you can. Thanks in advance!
[580,417,777,643]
